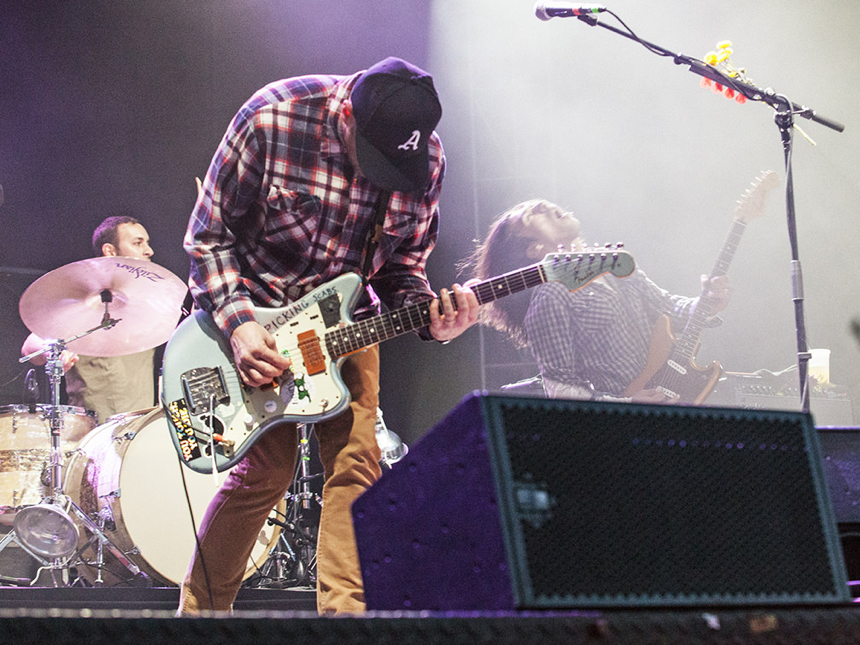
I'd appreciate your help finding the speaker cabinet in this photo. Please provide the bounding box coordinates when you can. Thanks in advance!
[817,427,860,586]
[352,393,850,610]
[817,427,860,525]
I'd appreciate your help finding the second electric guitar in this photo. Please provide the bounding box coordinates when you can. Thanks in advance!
[623,170,779,404]
[163,247,635,473]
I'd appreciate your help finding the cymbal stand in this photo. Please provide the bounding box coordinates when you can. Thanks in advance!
[11,319,146,586]
[69,494,147,587]
[246,411,408,590]
[0,340,78,585]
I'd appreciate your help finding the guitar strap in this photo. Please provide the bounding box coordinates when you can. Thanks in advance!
[359,190,391,286]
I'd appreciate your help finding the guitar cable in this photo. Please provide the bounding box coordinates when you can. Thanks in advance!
[175,445,216,612]
[208,394,218,485]
[173,394,217,612]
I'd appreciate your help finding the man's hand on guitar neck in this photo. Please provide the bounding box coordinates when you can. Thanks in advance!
[231,321,293,387]
[701,274,732,315]
[428,281,480,343]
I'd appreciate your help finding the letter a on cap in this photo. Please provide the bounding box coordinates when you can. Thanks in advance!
[397,130,421,151]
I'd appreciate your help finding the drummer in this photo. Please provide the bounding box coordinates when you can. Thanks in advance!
[20,216,158,424]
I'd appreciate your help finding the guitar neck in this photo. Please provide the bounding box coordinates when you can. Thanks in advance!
[325,264,546,358]
[709,217,747,283]
[673,217,747,359]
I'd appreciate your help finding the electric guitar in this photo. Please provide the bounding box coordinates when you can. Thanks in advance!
[623,170,779,403]
[162,248,635,473]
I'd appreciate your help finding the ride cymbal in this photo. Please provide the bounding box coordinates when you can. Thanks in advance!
[19,257,187,357]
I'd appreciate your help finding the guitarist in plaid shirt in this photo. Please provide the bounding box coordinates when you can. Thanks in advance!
[468,198,731,403]
[178,57,478,615]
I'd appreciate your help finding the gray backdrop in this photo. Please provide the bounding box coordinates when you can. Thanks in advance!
[2,0,858,446]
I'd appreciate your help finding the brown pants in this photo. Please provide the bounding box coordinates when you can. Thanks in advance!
[178,346,381,615]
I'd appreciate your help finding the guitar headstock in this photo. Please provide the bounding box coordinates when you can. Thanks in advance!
[735,170,779,224]
[541,246,635,292]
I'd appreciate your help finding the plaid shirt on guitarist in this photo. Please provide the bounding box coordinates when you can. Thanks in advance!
[185,72,444,338]
[525,270,713,400]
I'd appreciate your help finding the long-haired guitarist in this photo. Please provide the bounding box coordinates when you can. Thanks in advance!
[467,198,731,403]
[177,57,478,616]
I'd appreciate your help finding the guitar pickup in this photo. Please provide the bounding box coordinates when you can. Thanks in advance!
[297,330,326,375]
[180,366,230,415]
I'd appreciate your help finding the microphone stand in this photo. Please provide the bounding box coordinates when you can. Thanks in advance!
[569,12,845,414]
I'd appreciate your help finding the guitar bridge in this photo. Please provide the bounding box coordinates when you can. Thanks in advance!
[180,366,230,415]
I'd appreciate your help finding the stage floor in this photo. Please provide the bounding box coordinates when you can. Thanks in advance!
[0,585,317,612]
[0,586,859,644]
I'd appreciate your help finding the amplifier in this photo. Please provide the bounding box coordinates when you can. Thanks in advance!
[710,371,854,427]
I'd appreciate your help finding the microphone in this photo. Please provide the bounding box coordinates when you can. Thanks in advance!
[534,2,607,20]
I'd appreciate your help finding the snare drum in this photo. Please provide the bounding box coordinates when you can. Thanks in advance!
[0,404,96,508]
[64,407,284,586]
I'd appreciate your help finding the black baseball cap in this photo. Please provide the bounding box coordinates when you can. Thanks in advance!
[350,57,442,192]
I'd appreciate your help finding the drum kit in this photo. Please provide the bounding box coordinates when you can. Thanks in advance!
[0,255,413,589]
[0,256,191,586]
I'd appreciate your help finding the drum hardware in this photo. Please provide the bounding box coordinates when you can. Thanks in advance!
[255,505,318,589]
[375,408,408,469]
[71,497,146,587]
[0,573,33,587]
[0,519,56,569]
[297,422,323,511]
[278,422,321,588]
[3,256,186,587]
[246,422,321,590]
[246,409,408,590]
[1,340,147,586]
[64,407,284,587]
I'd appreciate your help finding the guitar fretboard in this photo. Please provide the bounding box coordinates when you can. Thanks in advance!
[672,218,747,361]
[324,264,547,358]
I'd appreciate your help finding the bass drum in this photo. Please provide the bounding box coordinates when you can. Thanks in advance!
[64,407,284,586]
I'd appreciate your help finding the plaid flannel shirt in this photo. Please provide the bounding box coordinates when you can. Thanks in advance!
[524,270,704,400]
[185,71,444,338]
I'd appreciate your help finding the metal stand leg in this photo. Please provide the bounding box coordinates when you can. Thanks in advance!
[244,423,321,590]
[66,498,148,587]
[0,529,49,586]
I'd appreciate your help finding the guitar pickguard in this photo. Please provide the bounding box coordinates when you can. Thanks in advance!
[162,273,362,473]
